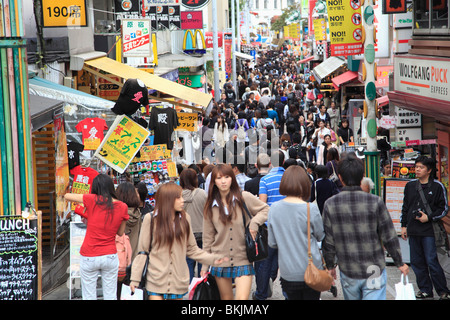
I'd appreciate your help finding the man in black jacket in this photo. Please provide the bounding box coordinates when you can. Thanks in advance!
[244,153,270,196]
[401,156,450,300]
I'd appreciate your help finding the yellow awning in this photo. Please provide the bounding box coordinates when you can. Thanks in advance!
[83,57,212,111]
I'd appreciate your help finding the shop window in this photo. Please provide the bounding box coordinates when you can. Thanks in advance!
[414,0,450,34]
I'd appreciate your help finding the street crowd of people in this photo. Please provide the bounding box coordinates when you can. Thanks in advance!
[65,48,450,301]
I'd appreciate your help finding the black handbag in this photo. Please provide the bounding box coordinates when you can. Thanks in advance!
[124,214,154,289]
[192,272,221,300]
[242,202,268,263]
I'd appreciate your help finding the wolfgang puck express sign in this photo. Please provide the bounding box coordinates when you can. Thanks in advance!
[394,56,449,99]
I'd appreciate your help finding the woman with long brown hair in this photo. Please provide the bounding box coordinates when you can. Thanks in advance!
[129,182,226,300]
[202,164,269,300]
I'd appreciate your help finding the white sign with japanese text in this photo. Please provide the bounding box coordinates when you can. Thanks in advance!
[122,19,152,57]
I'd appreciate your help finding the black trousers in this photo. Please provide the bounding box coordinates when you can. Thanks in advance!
[280,278,321,300]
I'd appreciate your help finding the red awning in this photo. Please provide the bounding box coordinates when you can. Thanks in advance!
[298,56,314,64]
[331,71,358,90]
[376,95,389,107]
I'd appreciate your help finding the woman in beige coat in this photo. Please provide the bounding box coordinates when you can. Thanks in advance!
[202,164,269,300]
[130,183,226,300]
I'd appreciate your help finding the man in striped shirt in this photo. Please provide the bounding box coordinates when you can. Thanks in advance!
[253,151,285,300]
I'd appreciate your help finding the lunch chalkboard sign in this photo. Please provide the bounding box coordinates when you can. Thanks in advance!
[0,215,41,300]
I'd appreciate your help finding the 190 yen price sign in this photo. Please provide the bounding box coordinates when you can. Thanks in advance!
[42,0,87,27]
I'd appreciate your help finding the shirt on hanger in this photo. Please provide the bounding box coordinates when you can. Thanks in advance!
[112,78,150,116]
[67,141,85,170]
[149,107,179,150]
[70,166,99,195]
[75,117,108,150]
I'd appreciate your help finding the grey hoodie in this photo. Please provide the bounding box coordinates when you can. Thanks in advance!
[182,188,207,234]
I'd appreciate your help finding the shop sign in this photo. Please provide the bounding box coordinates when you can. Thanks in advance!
[182,0,210,9]
[177,74,205,88]
[382,0,407,14]
[327,0,363,56]
[138,144,172,162]
[391,160,416,179]
[122,19,152,57]
[144,0,180,5]
[175,112,199,132]
[183,29,206,54]
[396,127,422,143]
[378,115,397,129]
[205,31,223,48]
[94,116,150,174]
[394,55,450,101]
[98,76,121,101]
[376,65,393,88]
[395,106,422,127]
[181,11,203,30]
[42,0,87,27]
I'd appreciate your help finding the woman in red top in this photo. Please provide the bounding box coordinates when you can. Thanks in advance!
[65,174,129,300]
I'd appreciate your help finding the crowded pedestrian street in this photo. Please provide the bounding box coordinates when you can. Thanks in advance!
[1,0,450,308]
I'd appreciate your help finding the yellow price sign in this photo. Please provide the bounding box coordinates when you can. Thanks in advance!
[176,112,198,132]
[42,0,87,27]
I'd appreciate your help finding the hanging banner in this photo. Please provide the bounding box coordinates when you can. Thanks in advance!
[122,19,152,57]
[94,116,150,174]
[313,18,327,42]
[224,32,233,77]
[328,0,363,56]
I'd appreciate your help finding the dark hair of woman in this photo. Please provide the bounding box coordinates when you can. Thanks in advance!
[91,174,117,215]
[116,182,141,209]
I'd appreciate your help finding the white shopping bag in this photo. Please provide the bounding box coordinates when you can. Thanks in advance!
[188,276,206,300]
[120,284,144,300]
[395,275,416,300]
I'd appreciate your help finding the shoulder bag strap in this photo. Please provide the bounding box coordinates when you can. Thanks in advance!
[307,203,312,261]
[416,180,433,216]
[241,201,253,228]
[138,212,154,256]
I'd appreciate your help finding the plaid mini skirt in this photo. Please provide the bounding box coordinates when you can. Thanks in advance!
[210,265,255,278]
[147,291,187,300]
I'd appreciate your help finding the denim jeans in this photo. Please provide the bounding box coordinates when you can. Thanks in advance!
[80,254,119,300]
[186,238,203,283]
[340,268,387,300]
[253,247,278,300]
[409,236,450,296]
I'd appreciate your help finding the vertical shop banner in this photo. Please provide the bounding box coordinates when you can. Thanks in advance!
[328,0,363,56]
[224,33,232,77]
[122,19,152,57]
[94,116,151,174]
[313,18,327,41]
[54,112,71,239]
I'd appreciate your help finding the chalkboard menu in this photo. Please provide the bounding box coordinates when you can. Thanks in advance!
[0,216,39,300]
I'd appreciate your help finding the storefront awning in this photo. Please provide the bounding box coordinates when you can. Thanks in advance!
[298,56,314,64]
[331,71,358,90]
[235,51,254,60]
[83,57,212,112]
[388,90,450,123]
[376,95,389,107]
[312,56,346,83]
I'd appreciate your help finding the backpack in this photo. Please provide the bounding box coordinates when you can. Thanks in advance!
[237,120,246,140]
[116,234,132,280]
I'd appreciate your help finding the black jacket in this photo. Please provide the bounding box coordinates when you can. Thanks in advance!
[401,179,448,237]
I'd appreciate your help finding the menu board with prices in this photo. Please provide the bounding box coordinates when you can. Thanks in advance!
[0,216,40,300]
[384,179,411,234]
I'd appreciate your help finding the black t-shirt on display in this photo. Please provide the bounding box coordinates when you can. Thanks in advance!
[112,79,150,116]
[149,107,179,150]
[67,141,85,170]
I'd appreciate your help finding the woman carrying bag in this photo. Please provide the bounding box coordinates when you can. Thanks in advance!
[129,183,227,300]
[202,164,269,300]
[267,166,326,300]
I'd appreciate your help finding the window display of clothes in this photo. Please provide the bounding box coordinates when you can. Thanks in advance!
[75,117,108,150]
[67,141,85,170]
[112,78,150,116]
[149,107,179,150]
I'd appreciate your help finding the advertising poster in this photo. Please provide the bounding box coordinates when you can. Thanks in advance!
[94,116,150,174]
[384,179,411,234]
[181,11,203,29]
[327,0,363,56]
[391,160,416,179]
[122,19,152,57]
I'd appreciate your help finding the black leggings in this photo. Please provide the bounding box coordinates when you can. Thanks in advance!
[280,278,321,300]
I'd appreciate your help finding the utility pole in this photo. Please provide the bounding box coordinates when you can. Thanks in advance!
[212,0,220,102]
[362,0,380,196]
[231,0,237,98]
